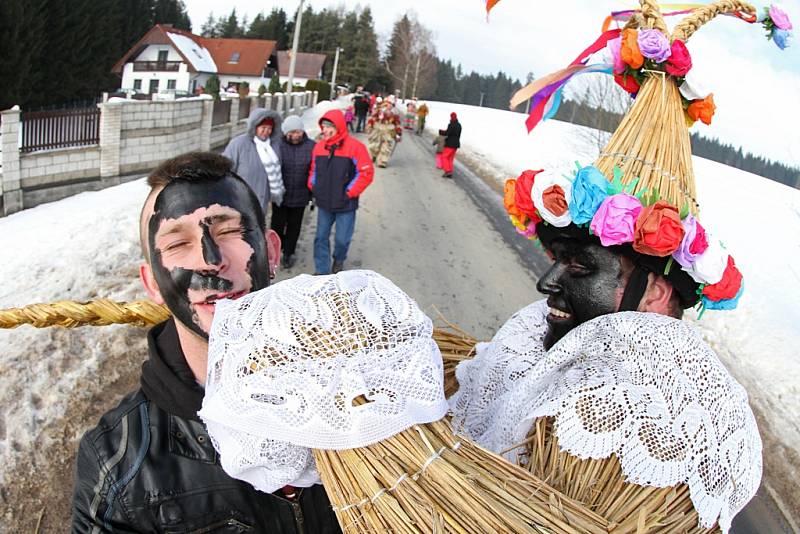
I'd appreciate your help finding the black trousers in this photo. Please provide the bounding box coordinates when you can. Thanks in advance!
[270,204,306,257]
[355,112,367,132]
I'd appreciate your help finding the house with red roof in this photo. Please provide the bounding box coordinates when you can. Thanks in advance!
[112,24,279,96]
[277,51,327,86]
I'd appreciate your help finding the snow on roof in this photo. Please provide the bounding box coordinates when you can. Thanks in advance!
[167,32,217,73]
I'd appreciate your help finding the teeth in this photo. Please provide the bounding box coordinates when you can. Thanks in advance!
[549,307,571,318]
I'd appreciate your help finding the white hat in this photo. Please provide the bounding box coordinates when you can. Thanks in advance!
[281,115,305,135]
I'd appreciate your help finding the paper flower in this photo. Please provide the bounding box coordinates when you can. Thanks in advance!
[665,40,692,77]
[702,256,743,301]
[515,220,538,240]
[673,214,708,268]
[679,70,709,101]
[687,238,729,284]
[514,170,544,222]
[614,72,641,94]
[621,29,644,69]
[702,283,744,310]
[606,36,625,74]
[769,4,793,29]
[772,28,792,49]
[637,29,672,63]
[589,193,643,246]
[532,173,573,227]
[687,93,716,125]
[633,200,685,256]
[569,166,609,225]
[504,179,525,221]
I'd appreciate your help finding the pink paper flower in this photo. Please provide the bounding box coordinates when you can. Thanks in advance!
[607,36,625,74]
[672,214,708,268]
[589,193,643,246]
[769,4,793,30]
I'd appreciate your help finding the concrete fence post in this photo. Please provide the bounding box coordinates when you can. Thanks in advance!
[1,106,23,215]
[274,93,284,113]
[229,97,240,125]
[264,94,273,111]
[98,102,122,179]
[199,96,213,151]
[312,91,319,107]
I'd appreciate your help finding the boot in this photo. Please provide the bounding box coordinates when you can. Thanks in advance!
[332,260,344,274]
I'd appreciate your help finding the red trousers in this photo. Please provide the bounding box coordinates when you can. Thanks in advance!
[440,147,457,173]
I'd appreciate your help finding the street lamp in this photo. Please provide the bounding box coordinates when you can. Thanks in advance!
[330,47,342,100]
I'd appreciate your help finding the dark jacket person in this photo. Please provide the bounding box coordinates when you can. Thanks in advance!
[71,152,341,533]
[437,112,462,178]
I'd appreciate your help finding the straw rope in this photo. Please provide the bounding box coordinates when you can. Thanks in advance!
[639,0,669,33]
[0,299,170,329]
[671,0,756,42]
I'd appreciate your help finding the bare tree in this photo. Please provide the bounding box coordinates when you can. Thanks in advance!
[568,74,632,155]
[384,12,437,99]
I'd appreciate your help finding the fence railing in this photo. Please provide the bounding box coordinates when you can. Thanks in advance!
[212,99,231,126]
[21,108,101,153]
[238,98,251,121]
[133,61,181,72]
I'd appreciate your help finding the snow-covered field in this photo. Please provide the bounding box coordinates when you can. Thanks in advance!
[0,98,797,526]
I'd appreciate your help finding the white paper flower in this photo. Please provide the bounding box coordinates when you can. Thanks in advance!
[531,172,573,227]
[686,238,729,285]
[679,70,710,101]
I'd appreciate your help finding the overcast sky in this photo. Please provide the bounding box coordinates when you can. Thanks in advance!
[184,0,800,168]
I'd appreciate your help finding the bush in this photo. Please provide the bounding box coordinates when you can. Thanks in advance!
[238,81,250,98]
[268,75,282,94]
[305,79,330,101]
[258,83,267,96]
[205,75,221,100]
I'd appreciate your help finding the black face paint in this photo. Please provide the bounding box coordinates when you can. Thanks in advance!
[536,238,625,350]
[148,175,269,339]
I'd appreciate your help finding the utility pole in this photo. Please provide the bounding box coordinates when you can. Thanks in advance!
[286,0,305,94]
[479,92,485,107]
[330,46,342,100]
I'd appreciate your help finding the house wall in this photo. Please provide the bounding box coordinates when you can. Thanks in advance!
[0,91,317,215]
[218,75,270,93]
[120,45,192,93]
[279,75,311,86]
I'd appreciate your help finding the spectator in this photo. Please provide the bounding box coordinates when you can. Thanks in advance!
[222,108,285,214]
[416,102,429,135]
[344,105,355,132]
[308,110,374,275]
[353,90,370,133]
[438,112,462,178]
[273,115,315,270]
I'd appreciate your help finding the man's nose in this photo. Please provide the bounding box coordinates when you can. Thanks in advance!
[536,263,564,295]
[201,232,223,268]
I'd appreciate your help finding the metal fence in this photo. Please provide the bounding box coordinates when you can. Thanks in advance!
[212,99,231,126]
[21,107,100,153]
[238,98,251,121]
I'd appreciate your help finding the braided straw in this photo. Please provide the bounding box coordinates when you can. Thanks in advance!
[672,0,757,42]
[0,299,170,329]
[639,0,668,33]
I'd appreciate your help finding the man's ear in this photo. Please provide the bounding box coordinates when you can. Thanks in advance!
[266,229,281,278]
[638,273,675,314]
[139,262,165,305]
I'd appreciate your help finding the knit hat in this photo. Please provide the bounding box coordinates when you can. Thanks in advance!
[258,117,274,128]
[450,112,458,120]
[282,115,305,135]
[503,1,791,315]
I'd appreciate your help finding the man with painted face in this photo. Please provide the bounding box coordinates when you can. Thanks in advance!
[72,152,342,533]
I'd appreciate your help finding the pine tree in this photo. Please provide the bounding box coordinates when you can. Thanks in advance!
[217,8,242,38]
[200,13,218,37]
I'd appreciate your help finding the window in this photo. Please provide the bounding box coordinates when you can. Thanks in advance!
[149,79,159,94]
[167,79,176,90]
[133,79,142,90]
[157,50,169,62]
[229,52,240,64]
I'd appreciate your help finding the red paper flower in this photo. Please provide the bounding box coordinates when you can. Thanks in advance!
[702,256,742,301]
[688,220,708,255]
[688,94,716,125]
[665,40,692,77]
[614,72,640,94]
[514,170,544,223]
[542,184,568,216]
[633,200,685,256]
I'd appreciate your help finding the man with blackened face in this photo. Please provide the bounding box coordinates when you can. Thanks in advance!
[72,152,343,533]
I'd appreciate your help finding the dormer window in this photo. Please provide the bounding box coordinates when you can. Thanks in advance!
[229,52,240,64]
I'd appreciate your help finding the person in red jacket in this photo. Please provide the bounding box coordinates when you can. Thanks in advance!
[308,109,374,274]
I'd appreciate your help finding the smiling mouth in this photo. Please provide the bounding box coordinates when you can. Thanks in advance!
[196,290,248,306]
[548,306,572,320]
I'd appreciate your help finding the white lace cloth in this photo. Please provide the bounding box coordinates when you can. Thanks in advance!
[200,270,449,492]
[449,300,762,533]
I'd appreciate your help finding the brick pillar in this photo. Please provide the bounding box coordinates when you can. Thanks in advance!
[199,96,213,151]
[1,106,23,215]
[99,102,122,179]
[229,97,239,124]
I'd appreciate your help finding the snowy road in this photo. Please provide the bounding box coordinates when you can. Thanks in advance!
[0,104,793,531]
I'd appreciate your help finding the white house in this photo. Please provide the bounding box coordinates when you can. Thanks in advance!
[112,25,278,96]
[277,51,327,87]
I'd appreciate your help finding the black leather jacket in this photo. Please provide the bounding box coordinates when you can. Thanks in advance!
[71,320,342,533]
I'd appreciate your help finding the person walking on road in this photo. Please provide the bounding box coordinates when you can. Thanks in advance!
[366,101,402,168]
[222,109,285,215]
[416,102,429,135]
[438,112,461,178]
[353,90,370,133]
[272,115,315,270]
[308,109,374,275]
